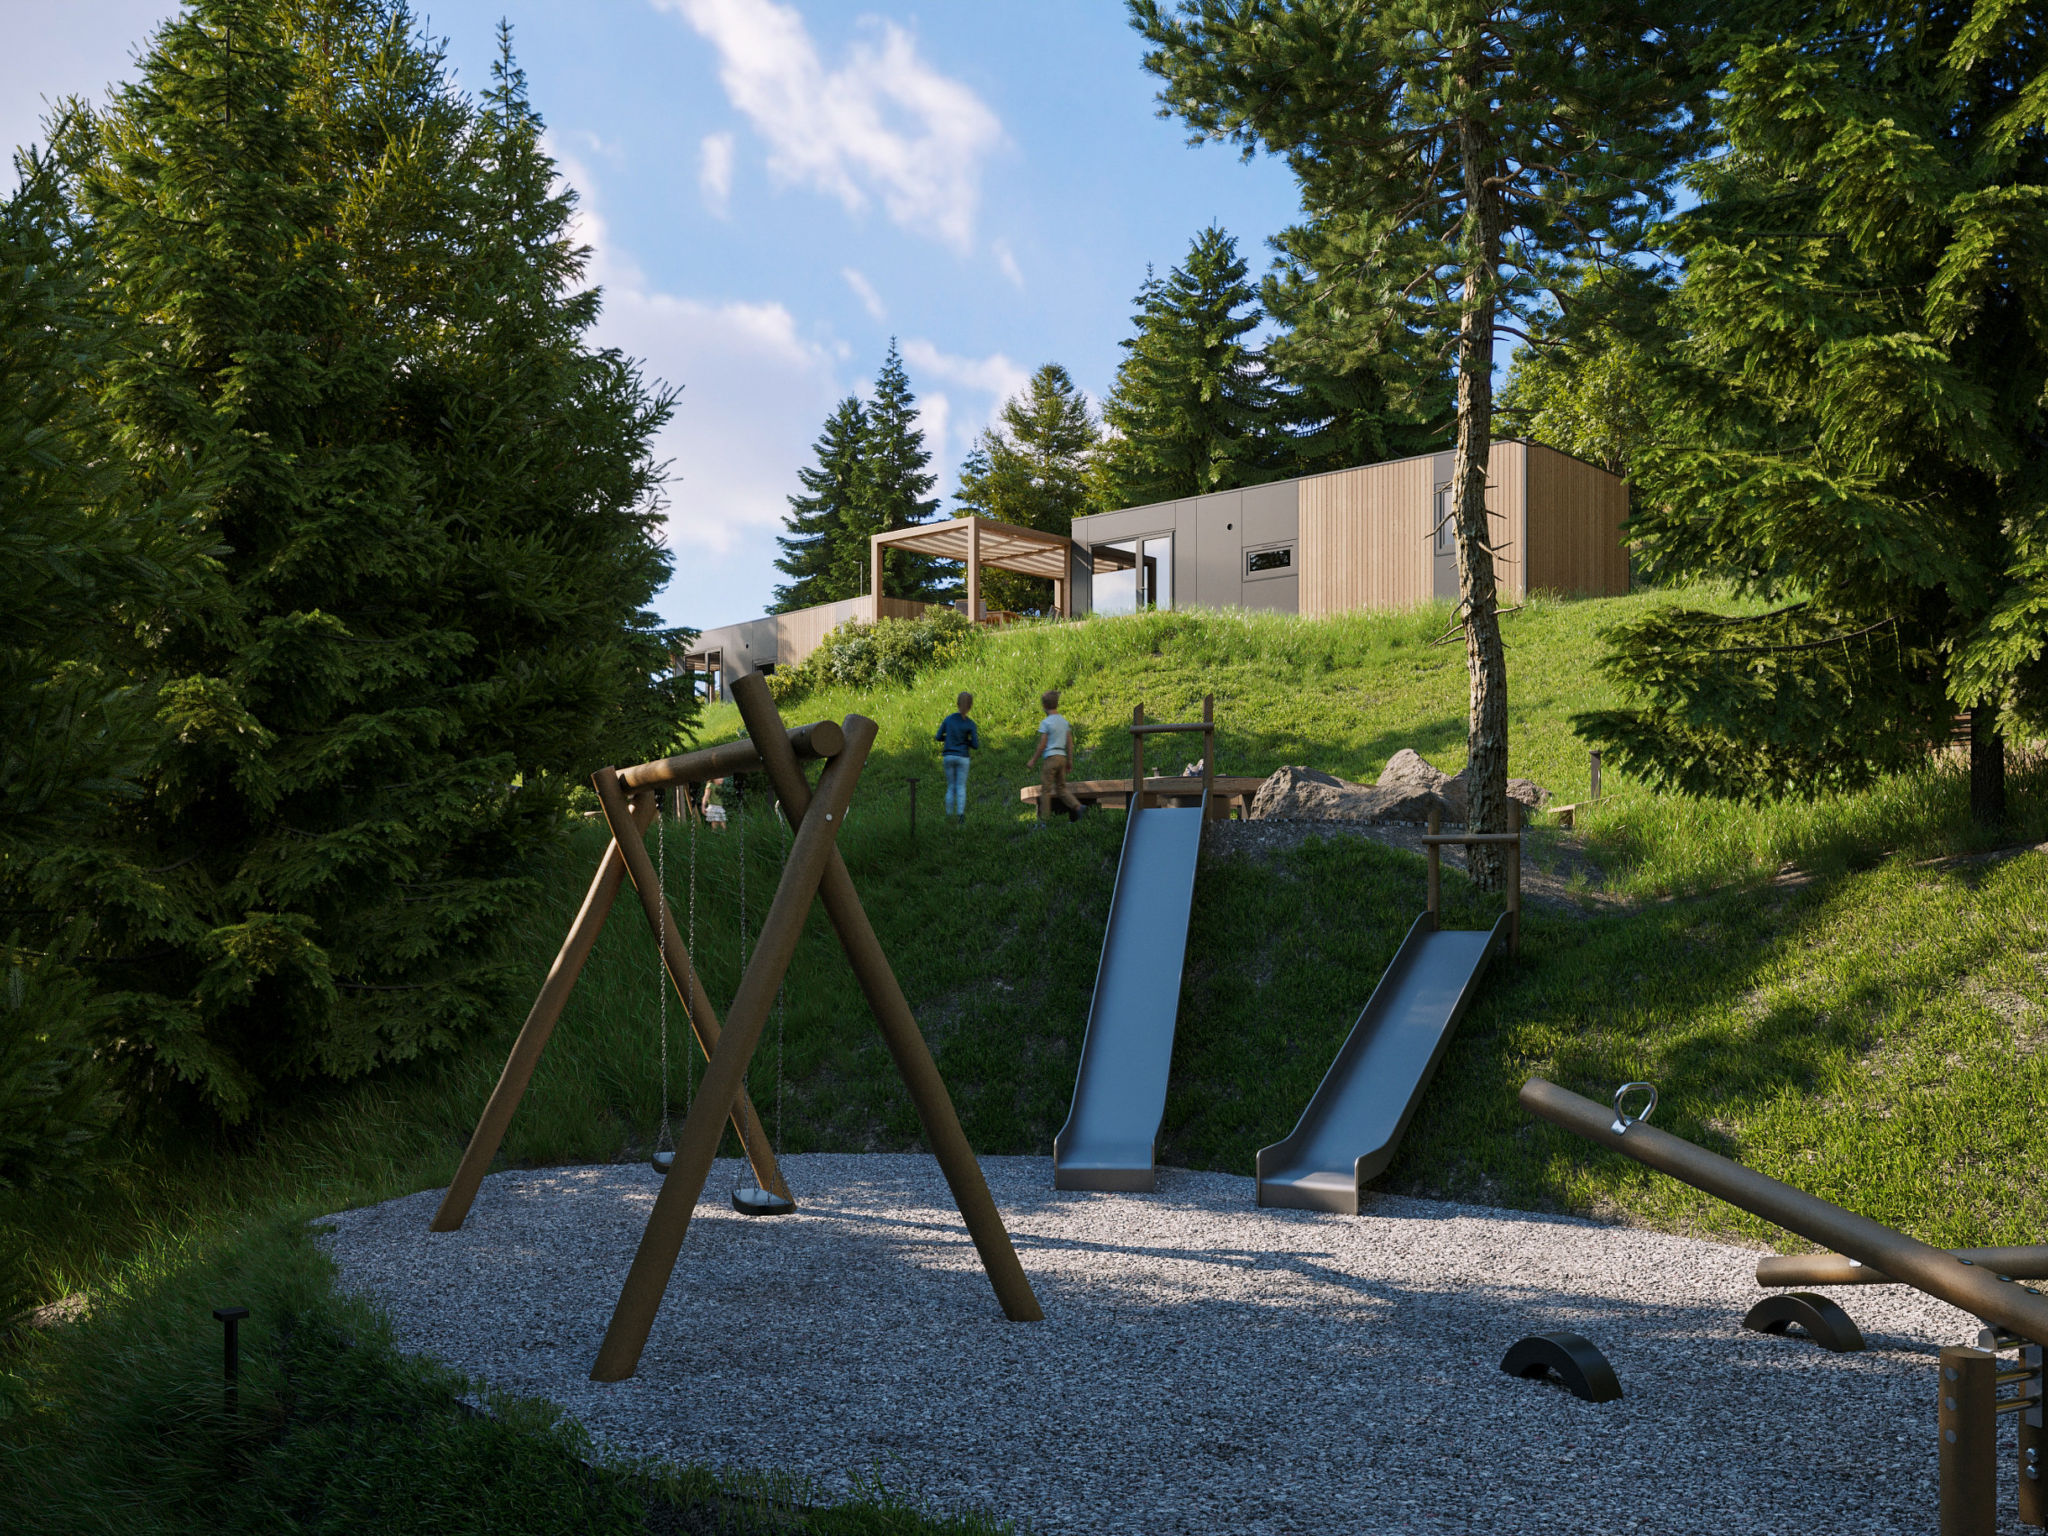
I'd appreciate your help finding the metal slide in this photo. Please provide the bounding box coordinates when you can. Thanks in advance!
[1053,789,1208,1191]
[1256,910,1508,1213]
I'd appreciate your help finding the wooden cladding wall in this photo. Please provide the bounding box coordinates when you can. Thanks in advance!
[1486,442,1525,604]
[1300,444,1527,616]
[1524,443,1630,596]
[1300,456,1433,615]
[774,595,929,672]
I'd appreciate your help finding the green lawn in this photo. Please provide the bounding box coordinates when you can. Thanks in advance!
[4,589,2043,1533]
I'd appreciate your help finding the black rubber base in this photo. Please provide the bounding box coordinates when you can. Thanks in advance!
[1499,1331,1623,1402]
[1742,1291,1866,1353]
[732,1186,796,1217]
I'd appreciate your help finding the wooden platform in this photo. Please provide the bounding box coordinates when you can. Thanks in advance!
[1018,775,1262,820]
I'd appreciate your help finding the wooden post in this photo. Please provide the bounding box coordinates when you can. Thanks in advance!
[870,536,884,621]
[967,517,981,623]
[430,792,658,1232]
[1053,577,1065,617]
[1201,693,1215,819]
[1426,805,1442,919]
[591,722,873,1383]
[2019,1341,2046,1529]
[1131,703,1146,816]
[1590,749,1602,802]
[730,674,1043,1326]
[591,769,790,1203]
[1940,1347,1997,1536]
[1507,801,1522,957]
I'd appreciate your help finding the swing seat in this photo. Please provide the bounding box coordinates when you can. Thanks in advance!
[732,1185,796,1217]
[650,1149,676,1174]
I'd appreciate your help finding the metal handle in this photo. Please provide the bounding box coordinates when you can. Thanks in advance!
[1611,1081,1657,1135]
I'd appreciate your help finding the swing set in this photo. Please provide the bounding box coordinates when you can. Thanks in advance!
[429,674,1043,1382]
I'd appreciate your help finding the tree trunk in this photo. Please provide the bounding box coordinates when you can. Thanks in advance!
[1969,703,2006,825]
[1455,113,1510,891]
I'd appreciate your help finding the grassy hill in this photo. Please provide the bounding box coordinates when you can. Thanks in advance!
[5,587,2042,1532]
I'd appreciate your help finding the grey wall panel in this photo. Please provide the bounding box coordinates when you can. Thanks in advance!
[1068,544,1092,615]
[1189,491,1241,607]
[1241,573,1297,613]
[1241,480,1299,548]
[1072,501,1177,548]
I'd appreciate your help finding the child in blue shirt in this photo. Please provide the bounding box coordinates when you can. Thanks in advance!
[934,691,979,822]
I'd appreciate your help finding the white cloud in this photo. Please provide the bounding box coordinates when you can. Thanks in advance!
[657,0,1004,251]
[899,339,1029,469]
[992,238,1024,289]
[902,339,1030,410]
[841,266,886,320]
[698,131,735,216]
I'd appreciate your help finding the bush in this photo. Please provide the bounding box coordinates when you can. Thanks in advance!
[768,607,978,703]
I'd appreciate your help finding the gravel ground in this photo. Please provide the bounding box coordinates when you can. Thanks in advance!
[322,1155,2030,1535]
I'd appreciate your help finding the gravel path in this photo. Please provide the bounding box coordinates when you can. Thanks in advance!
[321,1155,2030,1534]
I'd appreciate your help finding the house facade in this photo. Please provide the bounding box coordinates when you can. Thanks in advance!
[684,441,1628,695]
[1068,439,1629,619]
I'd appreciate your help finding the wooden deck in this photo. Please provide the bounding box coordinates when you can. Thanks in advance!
[1019,775,1263,820]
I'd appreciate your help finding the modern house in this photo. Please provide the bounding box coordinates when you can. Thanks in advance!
[683,441,1627,697]
[1067,439,1628,619]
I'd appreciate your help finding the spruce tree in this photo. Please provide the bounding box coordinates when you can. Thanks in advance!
[1263,226,1454,477]
[773,396,867,611]
[851,341,948,603]
[0,147,216,1184]
[74,1,682,1118]
[1097,227,1271,508]
[1134,0,1714,883]
[954,363,1099,613]
[1572,4,2048,821]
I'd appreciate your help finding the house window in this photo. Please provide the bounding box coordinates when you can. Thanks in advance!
[1434,485,1454,554]
[1245,543,1294,579]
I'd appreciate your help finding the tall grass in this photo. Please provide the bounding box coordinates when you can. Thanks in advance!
[746,589,2045,897]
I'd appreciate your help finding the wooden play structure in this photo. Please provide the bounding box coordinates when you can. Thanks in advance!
[1523,1077,2045,1533]
[430,674,1042,1382]
[1018,694,1260,818]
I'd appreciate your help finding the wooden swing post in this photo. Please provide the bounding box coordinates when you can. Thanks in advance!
[591,717,875,1381]
[730,673,1044,1327]
[592,769,791,1203]
[430,791,658,1232]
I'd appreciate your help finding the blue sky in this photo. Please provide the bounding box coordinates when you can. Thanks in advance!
[6,1,1306,633]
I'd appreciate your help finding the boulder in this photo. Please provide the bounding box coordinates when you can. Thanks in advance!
[1372,749,1549,819]
[1248,753,1551,825]
[1249,765,1440,824]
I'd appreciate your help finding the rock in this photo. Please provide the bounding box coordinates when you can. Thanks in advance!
[1249,765,1439,824]
[1373,749,1549,820]
[1249,753,1551,825]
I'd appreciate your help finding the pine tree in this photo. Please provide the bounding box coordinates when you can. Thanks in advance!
[1572,4,2048,821]
[1134,0,1714,884]
[773,396,867,611]
[1263,225,1454,477]
[0,145,216,1185]
[853,341,948,602]
[954,363,1099,613]
[74,1,683,1119]
[1097,228,1271,508]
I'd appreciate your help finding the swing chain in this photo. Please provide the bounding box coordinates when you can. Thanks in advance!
[777,808,787,1152]
[654,793,673,1160]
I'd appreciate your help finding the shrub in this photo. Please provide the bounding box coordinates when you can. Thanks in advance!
[768,607,978,703]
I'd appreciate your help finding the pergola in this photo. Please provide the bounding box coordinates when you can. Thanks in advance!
[870,516,1080,619]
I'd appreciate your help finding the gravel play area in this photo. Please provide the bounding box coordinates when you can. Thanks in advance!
[321,1155,2030,1535]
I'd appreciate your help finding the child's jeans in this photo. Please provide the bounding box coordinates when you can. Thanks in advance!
[943,754,970,815]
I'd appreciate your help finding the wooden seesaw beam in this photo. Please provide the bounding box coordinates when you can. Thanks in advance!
[1521,1077,2048,1345]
